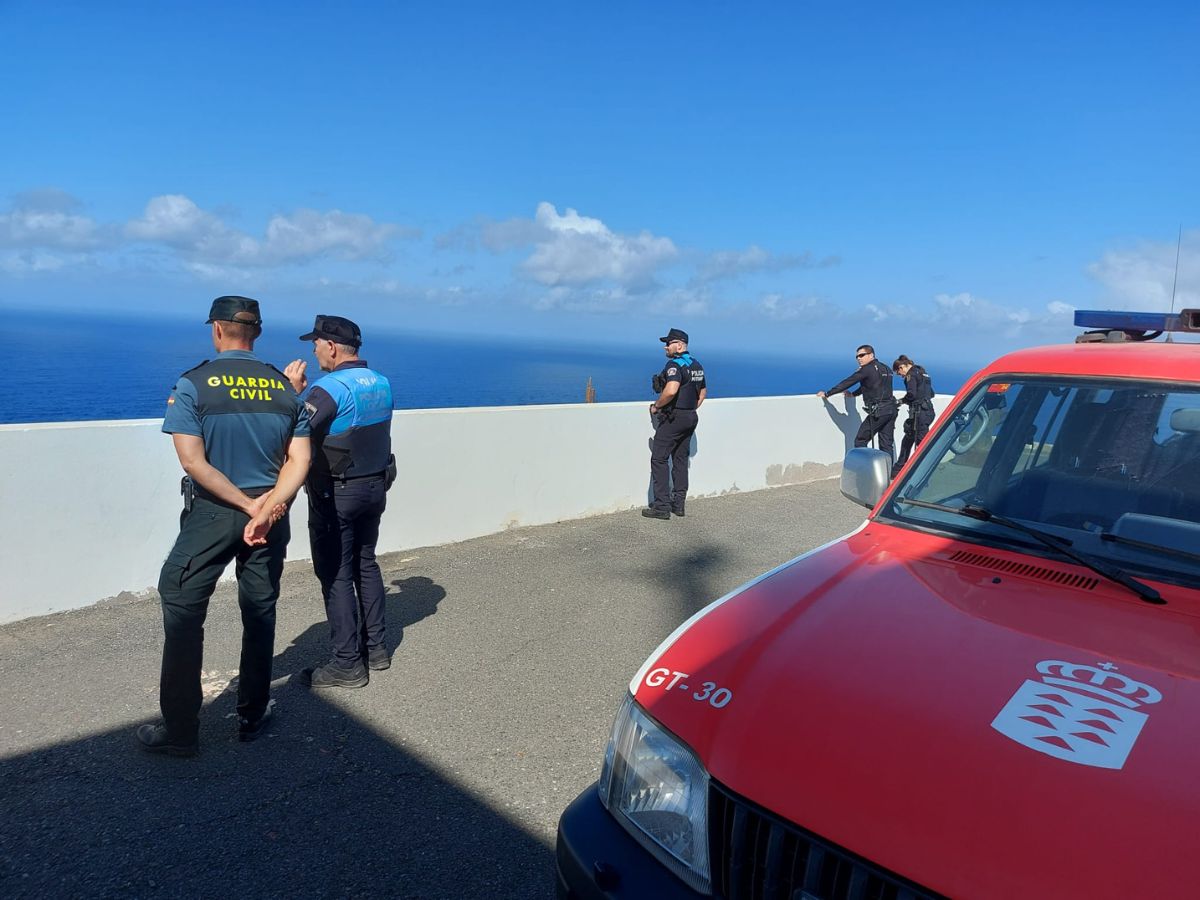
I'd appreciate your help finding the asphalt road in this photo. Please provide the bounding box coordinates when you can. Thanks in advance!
[0,480,864,899]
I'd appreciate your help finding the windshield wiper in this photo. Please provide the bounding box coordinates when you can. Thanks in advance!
[1100,531,1200,564]
[894,498,1164,605]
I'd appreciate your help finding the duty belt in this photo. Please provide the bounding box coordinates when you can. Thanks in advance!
[335,470,387,483]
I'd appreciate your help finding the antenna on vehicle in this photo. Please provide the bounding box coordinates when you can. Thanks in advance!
[1166,225,1182,342]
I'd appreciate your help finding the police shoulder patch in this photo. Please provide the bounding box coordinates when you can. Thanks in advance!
[667,367,678,376]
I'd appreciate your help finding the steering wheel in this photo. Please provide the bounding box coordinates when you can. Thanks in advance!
[949,408,990,455]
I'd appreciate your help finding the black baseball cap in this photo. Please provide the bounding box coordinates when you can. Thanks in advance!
[659,327,689,344]
[206,295,261,325]
[299,314,362,348]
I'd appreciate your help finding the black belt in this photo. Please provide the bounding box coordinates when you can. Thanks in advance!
[335,470,387,483]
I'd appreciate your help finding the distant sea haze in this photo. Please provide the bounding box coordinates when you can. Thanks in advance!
[5,312,973,425]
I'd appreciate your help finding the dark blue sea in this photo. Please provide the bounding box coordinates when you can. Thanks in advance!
[3,311,973,424]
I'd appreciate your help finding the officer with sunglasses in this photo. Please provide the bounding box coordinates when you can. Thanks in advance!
[818,343,897,467]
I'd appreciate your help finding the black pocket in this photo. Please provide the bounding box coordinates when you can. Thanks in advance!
[159,547,193,593]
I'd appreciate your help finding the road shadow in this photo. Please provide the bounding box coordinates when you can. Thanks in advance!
[639,541,731,627]
[270,574,447,676]
[0,576,554,900]
[822,394,864,453]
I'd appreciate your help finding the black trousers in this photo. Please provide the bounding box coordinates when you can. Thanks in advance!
[896,407,935,469]
[854,403,898,460]
[157,497,290,742]
[308,476,388,667]
[650,409,699,512]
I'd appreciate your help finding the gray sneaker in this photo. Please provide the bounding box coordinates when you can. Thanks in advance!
[303,661,369,689]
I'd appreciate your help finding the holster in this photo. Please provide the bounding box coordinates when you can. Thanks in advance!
[180,476,195,512]
[384,453,398,491]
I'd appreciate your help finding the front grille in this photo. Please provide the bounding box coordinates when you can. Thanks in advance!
[709,783,941,900]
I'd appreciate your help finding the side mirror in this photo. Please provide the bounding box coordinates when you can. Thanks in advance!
[840,448,891,509]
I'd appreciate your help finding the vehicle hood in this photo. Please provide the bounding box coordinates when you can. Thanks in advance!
[632,522,1200,899]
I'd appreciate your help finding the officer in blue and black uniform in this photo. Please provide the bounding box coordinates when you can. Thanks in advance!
[284,315,394,688]
[138,296,312,757]
[819,343,898,467]
[643,327,707,520]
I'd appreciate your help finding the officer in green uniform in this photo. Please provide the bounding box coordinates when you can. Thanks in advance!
[137,296,312,756]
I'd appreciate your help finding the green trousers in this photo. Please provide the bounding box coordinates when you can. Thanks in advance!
[156,497,289,742]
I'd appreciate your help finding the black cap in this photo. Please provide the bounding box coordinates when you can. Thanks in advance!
[299,314,362,348]
[206,295,261,326]
[659,327,689,344]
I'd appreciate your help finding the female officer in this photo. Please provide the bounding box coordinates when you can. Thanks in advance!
[892,355,935,471]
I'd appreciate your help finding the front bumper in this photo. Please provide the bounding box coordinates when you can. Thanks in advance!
[555,782,707,900]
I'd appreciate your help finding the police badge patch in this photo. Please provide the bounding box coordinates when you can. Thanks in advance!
[991,660,1162,770]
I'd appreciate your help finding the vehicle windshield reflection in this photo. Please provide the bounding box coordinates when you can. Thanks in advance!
[885,377,1200,584]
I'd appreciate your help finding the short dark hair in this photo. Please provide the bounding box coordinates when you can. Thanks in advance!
[857,344,874,356]
[222,313,261,343]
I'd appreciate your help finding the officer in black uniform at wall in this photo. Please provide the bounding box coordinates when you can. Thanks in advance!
[818,343,897,465]
[643,327,707,520]
[892,354,935,470]
[138,296,312,756]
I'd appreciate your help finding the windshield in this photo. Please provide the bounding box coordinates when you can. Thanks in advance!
[884,376,1200,585]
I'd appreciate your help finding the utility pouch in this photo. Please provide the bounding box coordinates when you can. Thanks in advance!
[384,453,398,491]
[328,449,353,478]
[651,372,666,394]
[181,476,195,512]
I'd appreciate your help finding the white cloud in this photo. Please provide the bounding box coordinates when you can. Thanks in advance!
[125,194,412,267]
[525,203,676,288]
[0,189,109,250]
[759,293,836,322]
[696,245,839,282]
[1087,230,1200,311]
[859,292,1072,336]
[481,202,678,291]
[261,208,408,263]
[0,250,71,274]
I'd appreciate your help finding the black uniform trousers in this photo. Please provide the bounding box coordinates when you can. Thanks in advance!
[650,409,698,512]
[157,497,289,742]
[854,401,898,461]
[308,475,388,667]
[896,405,935,469]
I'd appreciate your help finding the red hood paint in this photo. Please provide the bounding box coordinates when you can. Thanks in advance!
[633,522,1200,899]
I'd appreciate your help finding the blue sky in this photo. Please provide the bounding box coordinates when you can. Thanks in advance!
[2,1,1198,363]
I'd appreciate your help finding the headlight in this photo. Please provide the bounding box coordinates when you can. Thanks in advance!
[598,694,710,894]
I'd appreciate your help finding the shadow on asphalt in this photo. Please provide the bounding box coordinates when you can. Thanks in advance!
[0,576,555,900]
[643,542,731,627]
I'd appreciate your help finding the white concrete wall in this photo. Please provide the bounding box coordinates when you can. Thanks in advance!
[0,394,949,623]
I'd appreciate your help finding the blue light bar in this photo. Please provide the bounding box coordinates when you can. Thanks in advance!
[1074,310,1200,333]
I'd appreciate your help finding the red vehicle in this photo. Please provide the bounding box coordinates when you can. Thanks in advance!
[557,311,1200,899]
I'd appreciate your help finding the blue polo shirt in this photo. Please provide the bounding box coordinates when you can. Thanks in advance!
[163,350,311,490]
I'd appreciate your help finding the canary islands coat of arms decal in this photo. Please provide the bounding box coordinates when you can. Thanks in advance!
[992,660,1162,770]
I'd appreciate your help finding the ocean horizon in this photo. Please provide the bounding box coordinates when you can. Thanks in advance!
[4,310,975,425]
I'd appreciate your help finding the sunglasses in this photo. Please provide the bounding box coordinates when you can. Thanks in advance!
[855,352,869,358]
